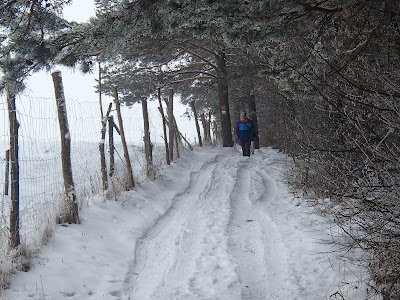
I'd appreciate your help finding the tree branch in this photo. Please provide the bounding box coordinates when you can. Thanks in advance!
[157,76,217,88]
[188,42,218,57]
[299,0,342,14]
[177,46,218,71]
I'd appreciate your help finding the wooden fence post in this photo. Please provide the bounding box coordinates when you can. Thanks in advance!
[98,61,108,191]
[108,116,115,178]
[141,98,154,179]
[190,101,202,146]
[51,71,79,224]
[99,103,113,191]
[112,86,134,189]
[167,88,175,162]
[1,150,9,231]
[4,150,9,196]
[99,124,107,191]
[158,88,170,165]
[7,90,20,248]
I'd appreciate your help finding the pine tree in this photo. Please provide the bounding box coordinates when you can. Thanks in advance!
[0,0,72,90]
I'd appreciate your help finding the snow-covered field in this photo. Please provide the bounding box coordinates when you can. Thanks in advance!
[2,146,368,300]
[0,93,181,252]
[0,136,165,252]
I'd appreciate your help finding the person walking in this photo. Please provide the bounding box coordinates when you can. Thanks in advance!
[236,111,256,157]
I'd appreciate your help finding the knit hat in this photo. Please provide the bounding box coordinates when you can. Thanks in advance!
[240,111,246,117]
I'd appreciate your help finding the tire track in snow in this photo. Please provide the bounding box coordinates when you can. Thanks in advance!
[227,155,290,299]
[122,153,223,297]
[228,159,268,299]
[178,159,241,300]
[123,153,241,299]
[151,166,222,299]
[253,168,290,299]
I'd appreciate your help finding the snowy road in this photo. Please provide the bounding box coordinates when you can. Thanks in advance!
[3,147,366,300]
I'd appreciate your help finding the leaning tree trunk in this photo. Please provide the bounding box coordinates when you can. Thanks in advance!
[215,49,233,147]
[7,90,20,248]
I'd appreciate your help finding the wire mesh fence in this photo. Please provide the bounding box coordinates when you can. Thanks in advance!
[0,93,172,274]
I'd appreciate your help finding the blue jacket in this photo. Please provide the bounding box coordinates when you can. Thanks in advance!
[236,119,255,142]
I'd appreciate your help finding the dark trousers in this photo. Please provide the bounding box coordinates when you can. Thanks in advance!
[241,141,251,157]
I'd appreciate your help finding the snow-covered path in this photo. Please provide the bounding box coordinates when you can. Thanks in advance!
[3,147,366,300]
[125,150,291,300]
[125,154,242,299]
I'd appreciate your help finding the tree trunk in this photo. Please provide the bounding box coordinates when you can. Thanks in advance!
[190,101,203,146]
[200,113,211,144]
[7,91,20,248]
[158,88,170,165]
[51,71,79,224]
[212,120,218,144]
[112,86,134,189]
[215,49,233,147]
[249,94,260,149]
[167,88,175,162]
[142,98,154,179]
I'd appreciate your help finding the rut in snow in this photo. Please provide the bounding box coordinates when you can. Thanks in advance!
[123,149,290,300]
[228,156,289,300]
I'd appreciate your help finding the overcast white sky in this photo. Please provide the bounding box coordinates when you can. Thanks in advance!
[23,0,97,99]
[63,0,97,23]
